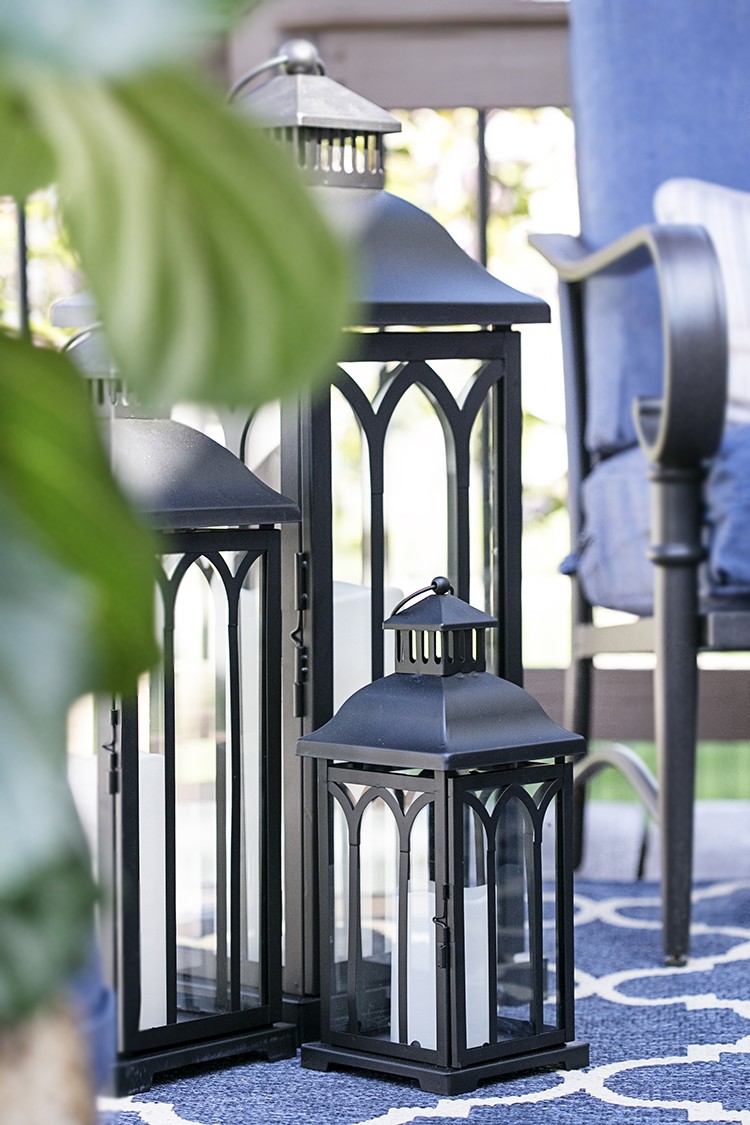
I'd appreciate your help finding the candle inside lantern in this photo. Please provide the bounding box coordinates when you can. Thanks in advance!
[390,883,437,1050]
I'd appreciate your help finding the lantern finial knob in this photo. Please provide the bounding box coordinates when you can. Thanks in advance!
[279,39,324,76]
[431,576,452,596]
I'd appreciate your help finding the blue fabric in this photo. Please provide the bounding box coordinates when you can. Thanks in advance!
[97,880,750,1124]
[67,944,117,1093]
[569,0,750,454]
[574,423,750,613]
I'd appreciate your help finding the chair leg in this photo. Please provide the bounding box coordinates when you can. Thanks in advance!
[650,465,703,966]
[654,563,699,965]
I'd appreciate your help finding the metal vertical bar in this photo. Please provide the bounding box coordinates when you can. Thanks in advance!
[163,581,178,1026]
[557,768,576,1038]
[477,110,489,268]
[369,437,386,681]
[119,694,143,1045]
[16,200,30,341]
[215,739,229,1009]
[485,841,498,1045]
[397,844,410,1043]
[525,816,545,1034]
[264,536,284,1019]
[346,836,361,1034]
[227,574,243,1013]
[495,331,523,685]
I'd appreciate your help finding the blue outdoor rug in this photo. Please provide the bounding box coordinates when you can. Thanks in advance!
[98,879,750,1125]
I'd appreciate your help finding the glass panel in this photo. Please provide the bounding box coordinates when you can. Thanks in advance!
[495,795,535,1037]
[462,801,490,1048]
[540,783,561,1030]
[391,801,436,1050]
[173,560,222,1019]
[458,777,560,1051]
[383,382,448,595]
[134,550,267,1031]
[135,584,167,1031]
[239,558,263,1005]
[357,795,398,1038]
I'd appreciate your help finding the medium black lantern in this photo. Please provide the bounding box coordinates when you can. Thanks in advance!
[63,328,299,1093]
[234,44,550,1036]
[297,579,589,1094]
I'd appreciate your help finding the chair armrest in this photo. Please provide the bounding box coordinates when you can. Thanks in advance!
[529,226,728,467]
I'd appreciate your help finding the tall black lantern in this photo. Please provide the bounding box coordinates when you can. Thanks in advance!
[297,579,589,1094]
[63,329,299,1094]
[234,43,550,1035]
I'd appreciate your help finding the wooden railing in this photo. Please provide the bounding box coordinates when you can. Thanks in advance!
[228,0,570,110]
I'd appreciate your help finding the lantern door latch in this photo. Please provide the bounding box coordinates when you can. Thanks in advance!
[103,707,120,795]
[433,886,451,969]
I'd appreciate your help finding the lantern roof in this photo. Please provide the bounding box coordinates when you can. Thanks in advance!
[297,670,584,770]
[384,581,497,631]
[110,416,300,531]
[327,186,549,326]
[238,69,401,137]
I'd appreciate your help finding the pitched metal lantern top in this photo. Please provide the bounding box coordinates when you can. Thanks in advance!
[110,417,300,531]
[234,42,548,327]
[331,187,549,327]
[232,39,400,190]
[383,576,496,676]
[60,326,300,531]
[298,579,584,771]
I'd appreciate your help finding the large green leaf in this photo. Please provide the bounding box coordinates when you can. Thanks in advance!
[28,68,349,409]
[0,81,54,198]
[0,334,159,688]
[0,492,100,1023]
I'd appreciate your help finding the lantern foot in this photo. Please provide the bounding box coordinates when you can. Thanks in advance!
[301,1040,589,1094]
[111,1023,297,1096]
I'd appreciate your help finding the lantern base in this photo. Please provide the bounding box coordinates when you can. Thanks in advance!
[301,1039,589,1095]
[112,1023,297,1096]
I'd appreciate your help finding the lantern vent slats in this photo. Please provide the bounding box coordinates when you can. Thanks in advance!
[394,626,486,676]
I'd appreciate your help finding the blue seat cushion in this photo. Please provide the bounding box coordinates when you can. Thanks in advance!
[575,424,750,614]
[569,0,750,455]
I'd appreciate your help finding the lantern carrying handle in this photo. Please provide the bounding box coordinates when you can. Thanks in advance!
[227,39,326,102]
[390,576,453,617]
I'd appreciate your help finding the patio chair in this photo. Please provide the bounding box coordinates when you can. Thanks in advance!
[530,0,750,963]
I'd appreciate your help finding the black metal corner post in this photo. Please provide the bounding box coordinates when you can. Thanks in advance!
[494,327,523,687]
[279,386,335,1037]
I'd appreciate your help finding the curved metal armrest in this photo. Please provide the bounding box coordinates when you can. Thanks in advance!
[529,225,728,467]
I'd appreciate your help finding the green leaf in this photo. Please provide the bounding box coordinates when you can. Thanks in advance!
[0,493,99,1023]
[0,696,96,1024]
[0,334,159,688]
[28,68,350,409]
[0,82,54,198]
[0,0,257,77]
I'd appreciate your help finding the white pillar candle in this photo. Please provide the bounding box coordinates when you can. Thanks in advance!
[463,885,490,1048]
[390,883,437,1051]
[138,752,167,1030]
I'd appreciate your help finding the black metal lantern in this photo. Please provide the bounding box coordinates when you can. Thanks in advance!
[297,579,588,1094]
[234,44,550,1037]
[62,328,299,1094]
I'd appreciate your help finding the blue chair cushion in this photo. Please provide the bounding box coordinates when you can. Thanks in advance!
[575,424,750,614]
[570,0,750,455]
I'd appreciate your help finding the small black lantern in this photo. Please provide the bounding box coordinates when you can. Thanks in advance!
[297,579,589,1094]
[62,327,299,1094]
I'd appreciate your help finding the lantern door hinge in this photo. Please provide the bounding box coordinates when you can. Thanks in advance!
[292,552,310,717]
[103,707,120,795]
